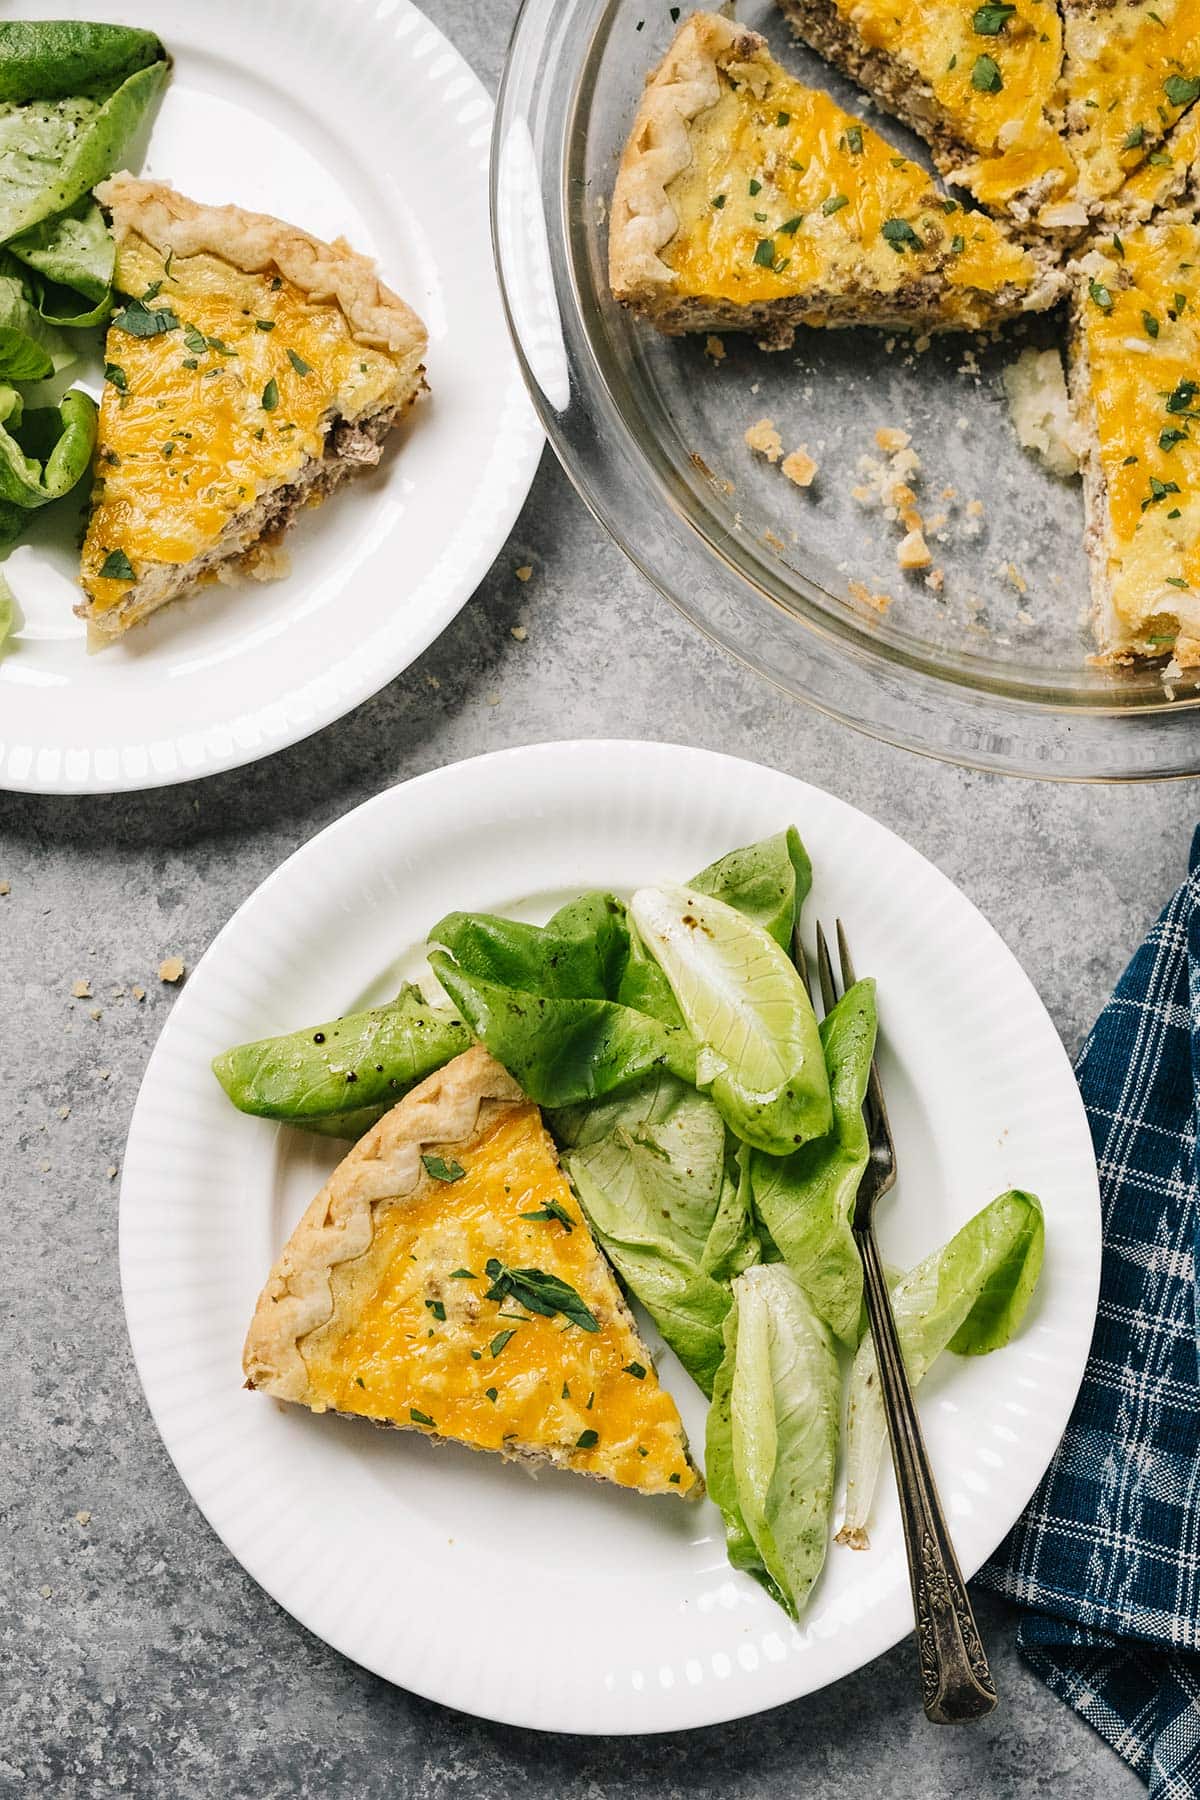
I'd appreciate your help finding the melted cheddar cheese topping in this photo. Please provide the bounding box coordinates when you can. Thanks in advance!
[1080,219,1200,648]
[302,1104,697,1497]
[1063,0,1200,205]
[818,0,1073,210]
[79,236,401,615]
[1112,81,1200,219]
[663,67,1040,315]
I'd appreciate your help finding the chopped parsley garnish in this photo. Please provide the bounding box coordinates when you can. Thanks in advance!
[181,356,198,370]
[489,1328,517,1358]
[881,217,924,253]
[846,124,864,154]
[520,1198,574,1230]
[669,5,679,18]
[752,237,777,267]
[162,442,175,458]
[712,193,726,209]
[1149,151,1173,167]
[1112,234,1125,259]
[1123,454,1140,466]
[409,1408,435,1427]
[1166,576,1189,590]
[776,110,790,126]
[561,1382,570,1399]
[354,1376,365,1389]
[483,1258,600,1331]
[449,1267,476,1279]
[104,362,127,393]
[261,377,279,412]
[669,1472,682,1484]
[112,297,180,337]
[822,193,849,215]
[971,54,1003,93]
[1143,476,1181,510]
[1144,311,1161,338]
[951,233,965,254]
[183,325,207,354]
[575,1429,599,1450]
[972,3,1015,33]
[748,177,762,196]
[1160,426,1189,451]
[1165,378,1200,414]
[286,347,312,376]
[99,548,134,581]
[1164,74,1200,108]
[623,1361,647,1379]
[255,318,275,330]
[1123,123,1146,150]
[1088,279,1114,310]
[421,1153,465,1182]
[779,215,804,234]
[425,1298,447,1321]
[142,278,163,300]
[1175,293,1189,316]
[948,52,957,70]
[485,1386,498,1402]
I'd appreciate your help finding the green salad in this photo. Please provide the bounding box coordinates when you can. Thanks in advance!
[0,21,169,565]
[213,825,1044,1620]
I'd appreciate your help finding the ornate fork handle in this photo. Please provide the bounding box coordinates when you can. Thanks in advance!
[858,1227,998,1724]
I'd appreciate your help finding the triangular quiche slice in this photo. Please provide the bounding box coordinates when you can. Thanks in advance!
[774,0,1078,229]
[609,13,1063,347]
[78,175,427,639]
[1068,216,1200,666]
[243,1045,702,1499]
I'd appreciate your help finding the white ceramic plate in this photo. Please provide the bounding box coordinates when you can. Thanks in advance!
[0,0,541,795]
[120,741,1101,1733]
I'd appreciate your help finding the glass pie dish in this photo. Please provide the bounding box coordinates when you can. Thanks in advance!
[492,0,1200,779]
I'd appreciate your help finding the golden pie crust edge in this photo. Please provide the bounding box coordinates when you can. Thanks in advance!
[608,11,752,303]
[96,172,428,361]
[242,1044,523,1403]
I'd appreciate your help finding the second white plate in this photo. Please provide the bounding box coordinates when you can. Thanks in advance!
[120,740,1101,1733]
[0,0,542,794]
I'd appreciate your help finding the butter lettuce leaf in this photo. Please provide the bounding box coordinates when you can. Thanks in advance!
[748,977,876,1346]
[629,883,831,1155]
[707,1264,840,1618]
[557,1069,757,1393]
[8,198,115,325]
[0,570,14,654]
[0,26,168,243]
[690,826,812,951]
[0,385,96,548]
[428,893,698,1106]
[211,983,472,1134]
[840,1188,1044,1545]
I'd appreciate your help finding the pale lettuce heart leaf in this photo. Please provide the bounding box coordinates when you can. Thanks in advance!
[0,26,168,243]
[749,977,877,1346]
[0,569,14,654]
[0,384,96,549]
[0,248,72,380]
[557,1069,756,1394]
[840,1188,1045,1546]
[707,1263,841,1618]
[8,198,115,325]
[629,882,832,1155]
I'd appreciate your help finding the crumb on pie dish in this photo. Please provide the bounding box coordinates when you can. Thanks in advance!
[243,1045,703,1500]
[77,175,428,640]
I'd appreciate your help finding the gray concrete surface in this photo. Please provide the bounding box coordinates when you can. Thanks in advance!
[0,3,1183,1794]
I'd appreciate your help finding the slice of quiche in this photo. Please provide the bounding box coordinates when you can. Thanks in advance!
[609,13,1063,345]
[1106,84,1200,226]
[1061,0,1200,213]
[78,175,427,639]
[1069,220,1200,665]
[243,1045,702,1499]
[773,0,1079,230]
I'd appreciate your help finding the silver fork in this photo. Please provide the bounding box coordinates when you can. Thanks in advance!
[801,920,998,1725]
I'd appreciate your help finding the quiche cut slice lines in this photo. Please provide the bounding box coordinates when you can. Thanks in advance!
[608,13,1063,346]
[243,1046,703,1499]
[78,175,427,639]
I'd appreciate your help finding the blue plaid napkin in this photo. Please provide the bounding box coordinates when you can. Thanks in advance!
[977,828,1200,1798]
